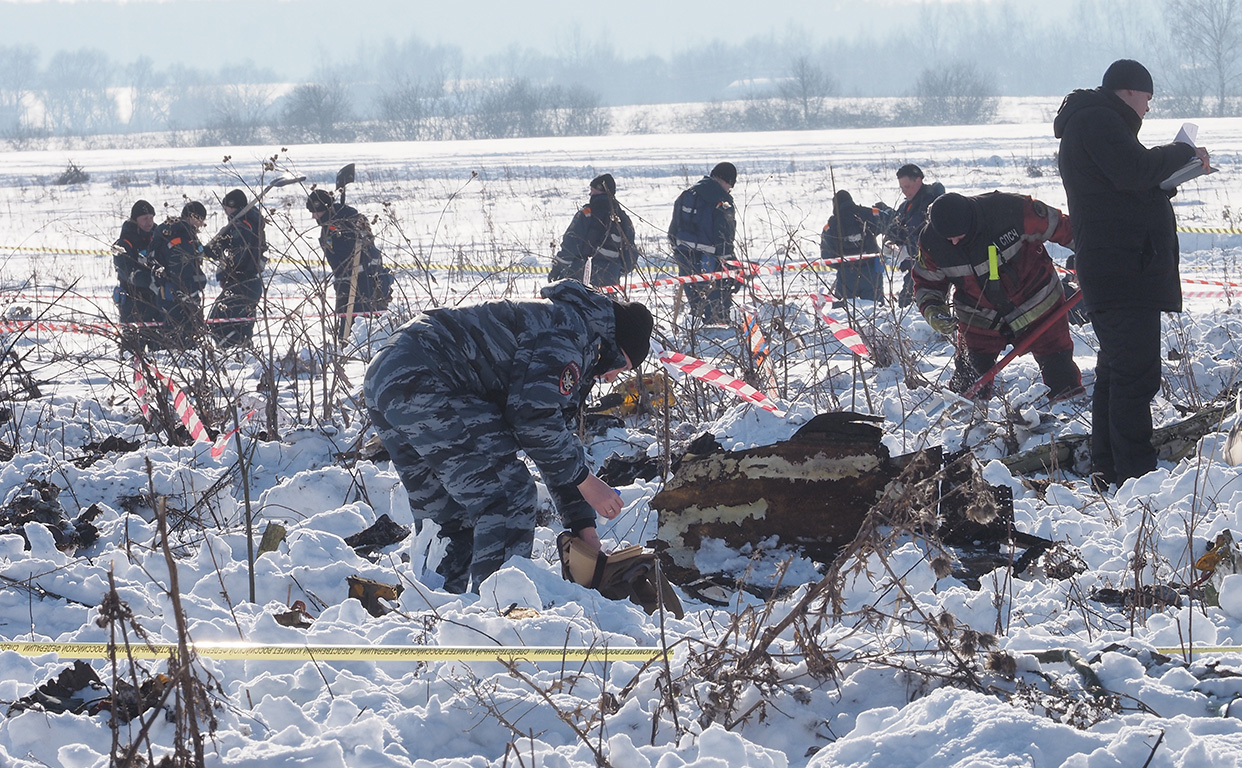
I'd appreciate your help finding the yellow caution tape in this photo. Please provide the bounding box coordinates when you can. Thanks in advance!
[3,245,112,256]
[0,641,665,662]
[1178,227,1242,235]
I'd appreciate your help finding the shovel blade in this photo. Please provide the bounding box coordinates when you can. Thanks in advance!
[336,163,356,190]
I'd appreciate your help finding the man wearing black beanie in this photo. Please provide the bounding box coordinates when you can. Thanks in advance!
[363,280,654,594]
[549,172,639,287]
[914,191,1082,401]
[668,162,739,325]
[112,200,160,353]
[1054,59,1211,490]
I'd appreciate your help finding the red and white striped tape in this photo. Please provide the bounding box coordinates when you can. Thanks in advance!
[656,347,785,416]
[132,359,210,446]
[810,293,871,359]
[211,408,257,459]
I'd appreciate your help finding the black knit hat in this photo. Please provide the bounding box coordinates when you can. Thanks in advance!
[590,173,616,195]
[181,200,207,220]
[928,193,976,239]
[1102,59,1154,94]
[307,189,334,213]
[710,162,737,186]
[612,300,654,367]
[130,199,155,219]
[221,188,247,210]
[896,163,924,180]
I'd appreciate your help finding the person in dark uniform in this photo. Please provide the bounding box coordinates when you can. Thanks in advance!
[549,173,639,288]
[914,191,1082,401]
[363,279,654,593]
[875,164,945,307]
[207,188,267,347]
[307,189,393,340]
[149,201,208,350]
[1054,58,1210,488]
[668,162,738,325]
[112,199,160,353]
[821,189,886,302]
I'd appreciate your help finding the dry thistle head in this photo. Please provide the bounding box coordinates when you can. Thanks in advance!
[937,612,956,631]
[930,554,954,579]
[986,650,1018,679]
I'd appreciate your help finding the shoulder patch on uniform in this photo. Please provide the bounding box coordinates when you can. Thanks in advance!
[1032,200,1048,217]
[582,205,592,216]
[559,362,581,396]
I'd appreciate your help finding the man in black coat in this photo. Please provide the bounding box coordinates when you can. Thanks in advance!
[150,201,209,350]
[821,189,885,302]
[307,189,393,340]
[668,162,738,325]
[550,173,639,288]
[1054,58,1210,488]
[113,199,160,353]
[876,164,945,307]
[207,188,267,347]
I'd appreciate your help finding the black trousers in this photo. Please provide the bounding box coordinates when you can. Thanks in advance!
[1089,308,1162,484]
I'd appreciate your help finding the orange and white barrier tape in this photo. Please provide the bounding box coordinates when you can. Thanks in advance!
[810,293,871,359]
[656,347,785,416]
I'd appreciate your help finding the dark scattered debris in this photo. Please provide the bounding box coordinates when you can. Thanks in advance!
[53,161,90,185]
[344,513,410,558]
[8,660,169,723]
[346,574,404,617]
[73,434,142,468]
[0,479,101,553]
[651,412,1055,594]
[1090,585,1184,610]
[274,600,314,628]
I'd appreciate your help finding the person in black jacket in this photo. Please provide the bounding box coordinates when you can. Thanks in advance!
[875,164,946,307]
[307,189,393,341]
[112,199,160,353]
[668,162,738,325]
[549,173,639,288]
[1054,59,1211,488]
[821,189,885,302]
[150,201,208,350]
[206,189,267,347]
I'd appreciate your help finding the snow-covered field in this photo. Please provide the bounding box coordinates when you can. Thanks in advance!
[3,116,1242,767]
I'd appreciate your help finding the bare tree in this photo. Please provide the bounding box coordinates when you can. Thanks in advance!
[40,48,116,135]
[209,83,274,145]
[124,56,166,133]
[909,61,998,126]
[282,80,353,142]
[0,45,38,135]
[777,56,837,129]
[1166,0,1242,115]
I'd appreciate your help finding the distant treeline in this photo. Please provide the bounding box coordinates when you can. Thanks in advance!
[0,0,1238,146]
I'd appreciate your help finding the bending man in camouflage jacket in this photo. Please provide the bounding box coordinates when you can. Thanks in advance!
[363,279,654,593]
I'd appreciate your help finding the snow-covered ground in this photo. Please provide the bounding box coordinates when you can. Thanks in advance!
[3,116,1242,767]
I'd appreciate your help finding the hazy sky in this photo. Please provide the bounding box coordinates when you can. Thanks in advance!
[3,0,928,77]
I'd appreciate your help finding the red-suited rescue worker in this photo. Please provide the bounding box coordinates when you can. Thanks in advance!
[913,191,1082,401]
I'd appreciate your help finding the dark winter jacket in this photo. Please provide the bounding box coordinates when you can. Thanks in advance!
[914,192,1074,337]
[375,280,627,530]
[668,176,736,261]
[886,181,945,256]
[150,217,206,300]
[821,191,883,258]
[114,219,155,291]
[551,192,638,285]
[1053,87,1197,312]
[208,206,267,289]
[318,203,384,282]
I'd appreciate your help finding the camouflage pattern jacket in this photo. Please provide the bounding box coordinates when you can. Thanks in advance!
[384,279,626,528]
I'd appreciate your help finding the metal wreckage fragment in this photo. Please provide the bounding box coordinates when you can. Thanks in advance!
[650,412,1037,597]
